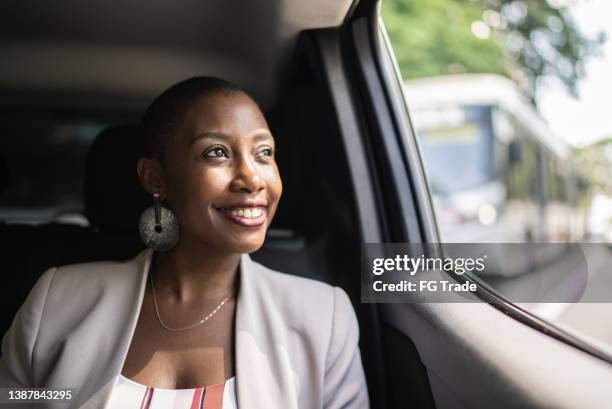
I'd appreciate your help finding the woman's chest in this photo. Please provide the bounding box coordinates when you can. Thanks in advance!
[120,295,236,389]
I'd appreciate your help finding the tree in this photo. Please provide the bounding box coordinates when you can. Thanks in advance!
[381,0,604,100]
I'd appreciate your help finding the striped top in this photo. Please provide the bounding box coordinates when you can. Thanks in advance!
[106,375,237,409]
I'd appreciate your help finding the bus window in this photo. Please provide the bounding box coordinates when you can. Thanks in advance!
[416,106,495,195]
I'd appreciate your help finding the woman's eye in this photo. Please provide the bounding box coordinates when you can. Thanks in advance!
[256,147,273,159]
[204,147,228,158]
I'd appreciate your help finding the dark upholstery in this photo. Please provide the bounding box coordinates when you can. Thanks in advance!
[0,124,147,338]
[0,154,9,195]
[84,124,150,233]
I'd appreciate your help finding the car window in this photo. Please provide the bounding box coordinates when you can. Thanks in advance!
[381,0,612,353]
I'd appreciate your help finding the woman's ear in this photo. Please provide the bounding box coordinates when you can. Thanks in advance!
[137,158,165,197]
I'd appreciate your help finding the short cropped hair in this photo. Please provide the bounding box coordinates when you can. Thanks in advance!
[142,76,248,163]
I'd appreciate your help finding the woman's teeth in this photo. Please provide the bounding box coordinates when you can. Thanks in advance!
[229,207,263,218]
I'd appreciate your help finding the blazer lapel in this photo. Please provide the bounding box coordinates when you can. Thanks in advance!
[235,253,299,408]
[79,249,151,409]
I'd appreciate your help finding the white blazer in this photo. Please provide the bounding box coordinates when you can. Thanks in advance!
[1,249,369,409]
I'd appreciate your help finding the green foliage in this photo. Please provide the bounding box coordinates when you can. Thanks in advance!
[381,0,603,99]
[382,0,504,77]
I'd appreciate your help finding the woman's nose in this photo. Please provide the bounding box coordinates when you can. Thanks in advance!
[230,156,265,193]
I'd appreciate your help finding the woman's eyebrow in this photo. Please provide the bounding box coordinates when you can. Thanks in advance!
[250,130,274,142]
[191,131,231,145]
[191,130,273,145]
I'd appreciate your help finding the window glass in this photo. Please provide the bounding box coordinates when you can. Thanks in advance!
[416,106,494,194]
[382,0,612,351]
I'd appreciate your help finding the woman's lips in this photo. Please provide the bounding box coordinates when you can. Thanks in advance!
[215,206,267,228]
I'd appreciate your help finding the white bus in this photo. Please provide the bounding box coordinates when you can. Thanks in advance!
[405,75,588,274]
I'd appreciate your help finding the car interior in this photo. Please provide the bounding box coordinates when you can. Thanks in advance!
[0,0,406,406]
[2,0,612,408]
[0,2,364,310]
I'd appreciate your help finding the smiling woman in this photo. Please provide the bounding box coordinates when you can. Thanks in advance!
[0,77,370,409]
[137,77,282,256]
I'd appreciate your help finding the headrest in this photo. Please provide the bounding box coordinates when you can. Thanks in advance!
[84,124,150,233]
[0,154,9,195]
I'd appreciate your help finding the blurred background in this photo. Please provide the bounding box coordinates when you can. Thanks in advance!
[382,0,612,352]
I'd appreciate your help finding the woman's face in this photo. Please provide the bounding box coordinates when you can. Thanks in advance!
[152,91,282,255]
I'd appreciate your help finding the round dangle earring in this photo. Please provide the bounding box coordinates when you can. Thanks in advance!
[139,193,180,252]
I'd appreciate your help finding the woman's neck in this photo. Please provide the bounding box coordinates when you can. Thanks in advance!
[152,241,240,303]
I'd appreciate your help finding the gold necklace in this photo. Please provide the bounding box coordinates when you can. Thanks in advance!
[150,270,236,332]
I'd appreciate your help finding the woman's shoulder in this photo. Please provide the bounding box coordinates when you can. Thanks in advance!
[246,257,357,325]
[247,258,361,364]
[249,257,337,300]
[50,250,147,287]
[33,252,147,322]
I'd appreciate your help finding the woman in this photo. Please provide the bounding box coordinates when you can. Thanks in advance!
[0,77,370,409]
